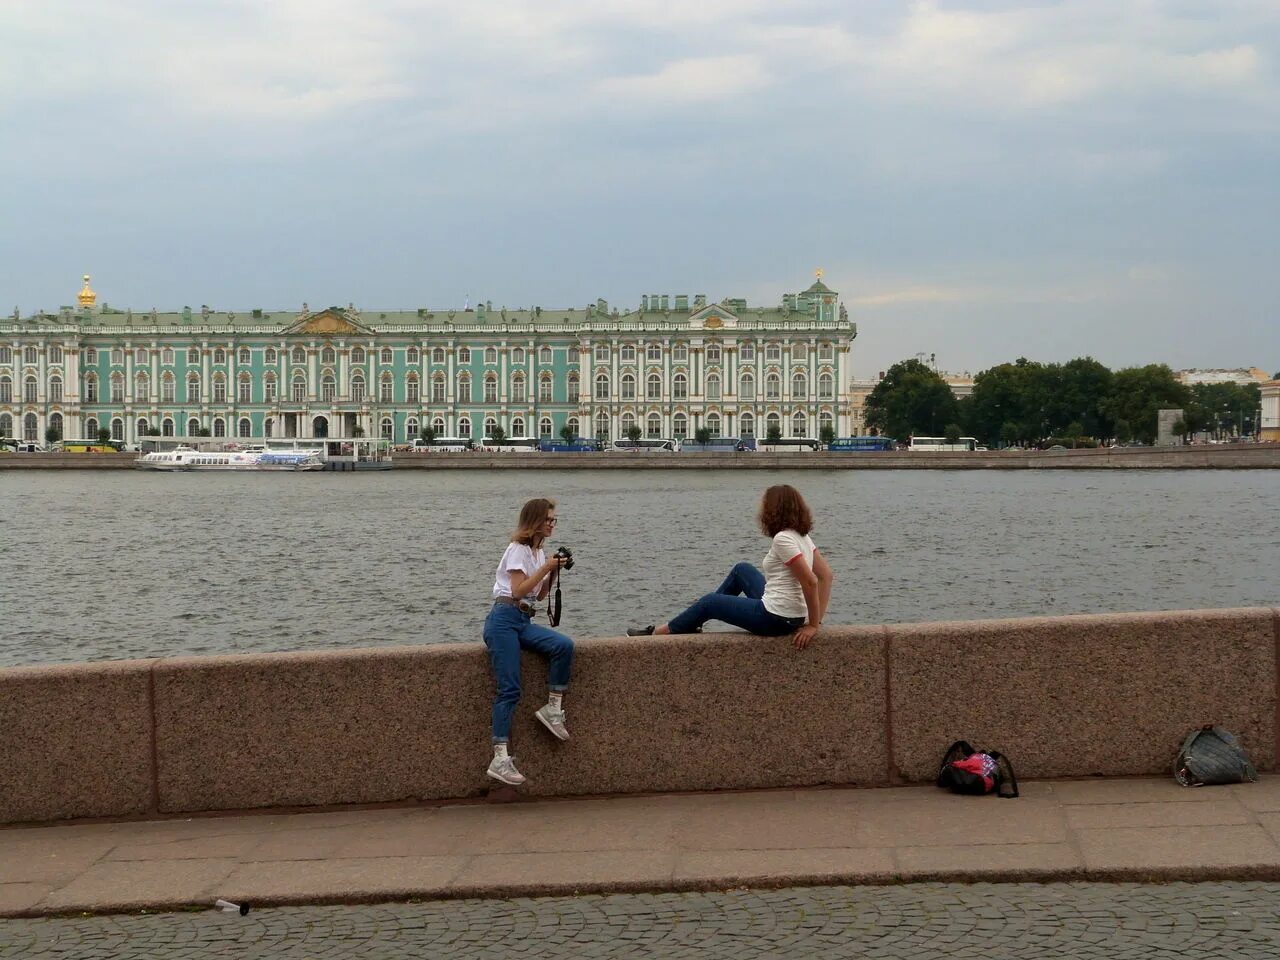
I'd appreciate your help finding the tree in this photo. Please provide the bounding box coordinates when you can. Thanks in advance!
[146,427,162,436]
[1114,418,1133,444]
[351,425,365,438]
[1101,365,1189,445]
[489,424,506,446]
[195,427,212,438]
[625,425,642,443]
[420,424,438,444]
[559,424,576,445]
[943,423,962,444]
[1048,358,1114,440]
[1172,418,1188,444]
[819,424,836,447]
[44,425,62,445]
[967,358,1053,447]
[999,421,1020,448]
[766,422,782,443]
[863,358,959,442]
[97,427,114,444]
[694,426,713,445]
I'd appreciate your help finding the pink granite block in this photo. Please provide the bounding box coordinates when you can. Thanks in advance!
[0,659,154,823]
[889,608,1276,783]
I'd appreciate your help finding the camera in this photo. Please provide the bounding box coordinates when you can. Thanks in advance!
[553,545,575,570]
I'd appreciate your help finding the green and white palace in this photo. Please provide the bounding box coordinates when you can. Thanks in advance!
[0,275,856,446]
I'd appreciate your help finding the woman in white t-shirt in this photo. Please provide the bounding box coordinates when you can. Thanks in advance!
[628,485,834,649]
[482,497,575,787]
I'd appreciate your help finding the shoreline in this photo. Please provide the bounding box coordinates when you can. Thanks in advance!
[2,443,1278,469]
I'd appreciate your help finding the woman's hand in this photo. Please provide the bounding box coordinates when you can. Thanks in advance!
[793,623,819,650]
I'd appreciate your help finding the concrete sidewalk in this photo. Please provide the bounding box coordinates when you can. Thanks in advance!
[4,776,1280,918]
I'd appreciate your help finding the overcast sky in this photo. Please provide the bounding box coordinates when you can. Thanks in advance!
[2,1,1276,377]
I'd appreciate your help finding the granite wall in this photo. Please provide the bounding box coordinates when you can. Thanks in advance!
[2,607,1275,823]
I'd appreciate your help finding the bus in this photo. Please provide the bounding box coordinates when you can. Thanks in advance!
[538,438,601,453]
[55,438,126,453]
[756,437,822,453]
[828,436,896,452]
[478,436,541,453]
[609,438,679,453]
[678,437,756,453]
[907,436,978,452]
[410,436,473,452]
[1,438,43,453]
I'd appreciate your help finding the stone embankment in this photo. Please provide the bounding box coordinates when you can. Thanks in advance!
[2,607,1275,824]
[2,444,1279,470]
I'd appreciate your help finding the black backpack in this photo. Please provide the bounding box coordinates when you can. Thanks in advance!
[1174,726,1257,787]
[936,740,1020,798]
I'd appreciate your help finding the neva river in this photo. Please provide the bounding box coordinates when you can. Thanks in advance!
[2,470,1276,667]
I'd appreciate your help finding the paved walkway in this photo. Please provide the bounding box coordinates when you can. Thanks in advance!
[3,777,1280,919]
[6,883,1280,958]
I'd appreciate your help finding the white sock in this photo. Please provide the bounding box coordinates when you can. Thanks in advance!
[548,692,563,711]
[493,742,509,760]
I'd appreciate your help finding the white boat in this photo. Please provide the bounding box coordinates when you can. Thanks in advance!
[134,446,324,472]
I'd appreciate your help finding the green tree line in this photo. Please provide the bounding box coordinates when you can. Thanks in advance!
[864,357,1263,447]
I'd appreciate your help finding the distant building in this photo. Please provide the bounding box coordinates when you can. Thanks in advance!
[1175,368,1271,387]
[847,368,972,438]
[0,275,857,445]
[1262,381,1280,442]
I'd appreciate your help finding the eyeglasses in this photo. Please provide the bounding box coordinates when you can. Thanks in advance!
[545,517,558,524]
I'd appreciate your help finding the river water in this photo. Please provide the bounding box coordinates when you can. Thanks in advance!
[1,469,1275,667]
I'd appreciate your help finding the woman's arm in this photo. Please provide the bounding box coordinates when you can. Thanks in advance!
[508,555,564,600]
[785,554,822,650]
[812,549,834,626]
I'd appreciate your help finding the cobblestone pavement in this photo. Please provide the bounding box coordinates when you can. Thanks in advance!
[4,882,1280,959]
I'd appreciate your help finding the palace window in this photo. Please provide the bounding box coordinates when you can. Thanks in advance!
[213,348,226,365]
[673,413,687,439]
[321,374,336,402]
[110,373,123,403]
[540,416,553,437]
[111,417,124,441]
[594,372,609,400]
[213,375,227,403]
[819,342,834,361]
[819,372,834,400]
[188,348,200,365]
[25,375,38,403]
[792,412,807,437]
[647,412,661,438]
[766,342,781,362]
[162,374,175,402]
[238,417,252,438]
[457,372,471,401]
[595,410,609,440]
[512,416,526,436]
[620,373,635,400]
[49,375,63,403]
[381,348,393,365]
[380,373,394,402]
[432,374,445,402]
[134,373,148,401]
[566,416,579,437]
[706,373,721,401]
[512,373,526,403]
[213,417,226,437]
[136,417,147,437]
[292,374,306,402]
[407,347,420,365]
[85,348,97,364]
[766,412,781,436]
[352,346,366,364]
[792,372,806,400]
[620,344,635,363]
[458,416,472,437]
[539,373,553,402]
[291,347,305,364]
[406,417,419,439]
[512,347,525,364]
[539,346,552,364]
[647,342,661,362]
[794,343,808,361]
[321,346,336,365]
[566,371,579,398]
[432,416,446,435]
[265,347,277,364]
[186,417,199,436]
[26,346,40,364]
[740,373,755,400]
[381,417,393,440]
[820,411,833,437]
[485,347,497,365]
[0,375,9,403]
[239,374,253,403]
[351,373,366,403]
[162,347,175,364]
[765,373,781,400]
[484,417,497,438]
[673,342,687,362]
[0,346,10,364]
[111,348,124,366]
[239,348,251,365]
[432,347,445,364]
[263,374,277,403]
[84,417,98,439]
[706,344,721,363]
[84,374,98,402]
[484,373,497,403]
[673,372,687,400]
[647,372,661,400]
[162,417,174,436]
[706,412,721,438]
[740,342,755,362]
[406,374,420,403]
[594,344,609,363]
[567,347,579,362]
[740,412,755,437]
[458,347,471,364]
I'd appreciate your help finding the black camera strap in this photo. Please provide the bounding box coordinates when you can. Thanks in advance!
[547,565,563,627]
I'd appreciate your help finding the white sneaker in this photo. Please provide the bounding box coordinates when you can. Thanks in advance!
[487,755,527,786]
[535,704,570,741]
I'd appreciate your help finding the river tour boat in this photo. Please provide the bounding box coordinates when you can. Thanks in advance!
[134,446,325,471]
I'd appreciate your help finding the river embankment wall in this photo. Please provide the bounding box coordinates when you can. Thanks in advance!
[2,444,1280,470]
[3,607,1276,825]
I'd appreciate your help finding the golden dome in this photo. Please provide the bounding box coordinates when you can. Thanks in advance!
[77,274,97,308]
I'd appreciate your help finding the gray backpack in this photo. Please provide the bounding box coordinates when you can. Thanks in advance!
[1174,726,1257,787]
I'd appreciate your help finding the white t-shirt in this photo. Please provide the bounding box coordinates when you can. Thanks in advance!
[761,529,817,619]
[492,542,545,599]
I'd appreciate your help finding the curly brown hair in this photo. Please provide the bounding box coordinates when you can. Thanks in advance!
[512,497,556,547]
[758,484,813,537]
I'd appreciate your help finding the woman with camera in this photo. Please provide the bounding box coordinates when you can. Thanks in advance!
[483,497,575,786]
[628,484,834,649]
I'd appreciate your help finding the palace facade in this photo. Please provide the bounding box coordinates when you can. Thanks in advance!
[0,276,856,445]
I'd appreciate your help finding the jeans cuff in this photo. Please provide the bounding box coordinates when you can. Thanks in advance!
[548,684,569,692]
[492,736,509,744]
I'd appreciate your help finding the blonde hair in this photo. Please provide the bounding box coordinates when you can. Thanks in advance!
[512,497,556,547]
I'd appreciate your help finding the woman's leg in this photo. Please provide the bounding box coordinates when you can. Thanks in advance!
[482,606,524,744]
[520,621,574,741]
[714,561,766,599]
[667,594,796,636]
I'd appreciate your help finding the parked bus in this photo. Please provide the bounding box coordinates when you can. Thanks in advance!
[828,436,896,452]
[55,438,126,453]
[479,436,541,453]
[907,436,978,452]
[678,437,756,453]
[1,438,44,453]
[609,438,679,453]
[756,437,822,453]
[410,436,473,452]
[538,438,601,452]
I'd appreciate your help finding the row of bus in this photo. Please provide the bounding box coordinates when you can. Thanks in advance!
[405,436,983,453]
[1,437,128,453]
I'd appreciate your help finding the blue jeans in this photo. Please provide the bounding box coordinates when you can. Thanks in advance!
[483,603,574,742]
[667,561,806,636]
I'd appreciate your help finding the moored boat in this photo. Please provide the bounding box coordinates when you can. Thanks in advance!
[134,446,324,472]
